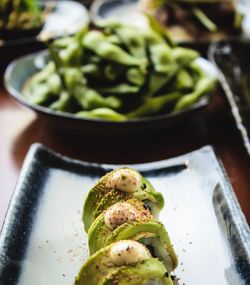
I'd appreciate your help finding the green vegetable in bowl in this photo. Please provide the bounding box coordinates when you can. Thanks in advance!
[0,0,43,30]
[24,19,217,121]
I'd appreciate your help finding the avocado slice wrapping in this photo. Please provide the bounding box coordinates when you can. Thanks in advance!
[89,213,178,273]
[76,168,178,284]
[83,168,164,232]
[88,199,153,254]
[74,241,173,285]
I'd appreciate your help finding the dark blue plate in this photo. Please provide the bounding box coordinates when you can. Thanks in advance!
[0,144,249,284]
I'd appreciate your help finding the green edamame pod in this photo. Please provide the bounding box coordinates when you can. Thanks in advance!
[46,73,62,94]
[174,76,217,111]
[172,47,199,65]
[114,25,147,59]
[106,34,121,45]
[143,29,174,73]
[29,62,55,86]
[192,7,217,32]
[83,31,145,67]
[98,83,140,94]
[175,69,194,91]
[146,64,179,97]
[145,13,176,47]
[61,66,122,110]
[127,92,181,118]
[51,36,82,66]
[150,44,175,73]
[49,91,71,112]
[62,67,86,90]
[188,60,206,77]
[73,86,121,110]
[25,63,59,105]
[82,64,100,77]
[76,108,126,121]
[28,83,51,105]
[126,68,145,86]
[94,19,120,30]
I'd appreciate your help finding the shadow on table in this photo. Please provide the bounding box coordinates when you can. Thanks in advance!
[12,89,250,167]
[11,113,207,169]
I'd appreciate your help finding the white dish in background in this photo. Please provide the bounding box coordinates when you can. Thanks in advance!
[38,0,89,41]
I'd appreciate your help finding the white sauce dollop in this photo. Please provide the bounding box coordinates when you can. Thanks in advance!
[104,202,141,230]
[110,240,151,266]
[110,169,142,193]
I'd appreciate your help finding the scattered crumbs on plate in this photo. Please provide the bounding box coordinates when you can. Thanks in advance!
[189,241,192,245]
[171,275,183,285]
[56,257,63,262]
[182,248,186,252]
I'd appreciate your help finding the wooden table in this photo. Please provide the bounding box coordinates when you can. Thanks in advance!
[1,67,250,230]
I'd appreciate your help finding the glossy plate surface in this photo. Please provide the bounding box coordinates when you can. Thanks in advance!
[0,144,250,285]
[4,50,216,138]
[209,40,250,156]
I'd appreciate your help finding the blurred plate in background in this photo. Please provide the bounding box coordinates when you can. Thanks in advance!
[90,0,250,43]
[0,1,89,73]
[0,0,89,45]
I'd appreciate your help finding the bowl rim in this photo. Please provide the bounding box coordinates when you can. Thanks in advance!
[4,50,210,126]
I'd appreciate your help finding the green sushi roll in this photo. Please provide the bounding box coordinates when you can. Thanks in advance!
[74,240,173,285]
[83,168,164,232]
[88,199,178,272]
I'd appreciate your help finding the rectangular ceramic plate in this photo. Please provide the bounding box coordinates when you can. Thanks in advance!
[0,144,250,285]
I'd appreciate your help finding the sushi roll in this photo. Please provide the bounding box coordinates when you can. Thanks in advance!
[74,240,173,285]
[88,199,178,272]
[83,168,164,232]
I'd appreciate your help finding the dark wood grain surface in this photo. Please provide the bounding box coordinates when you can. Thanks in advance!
[0,65,250,230]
